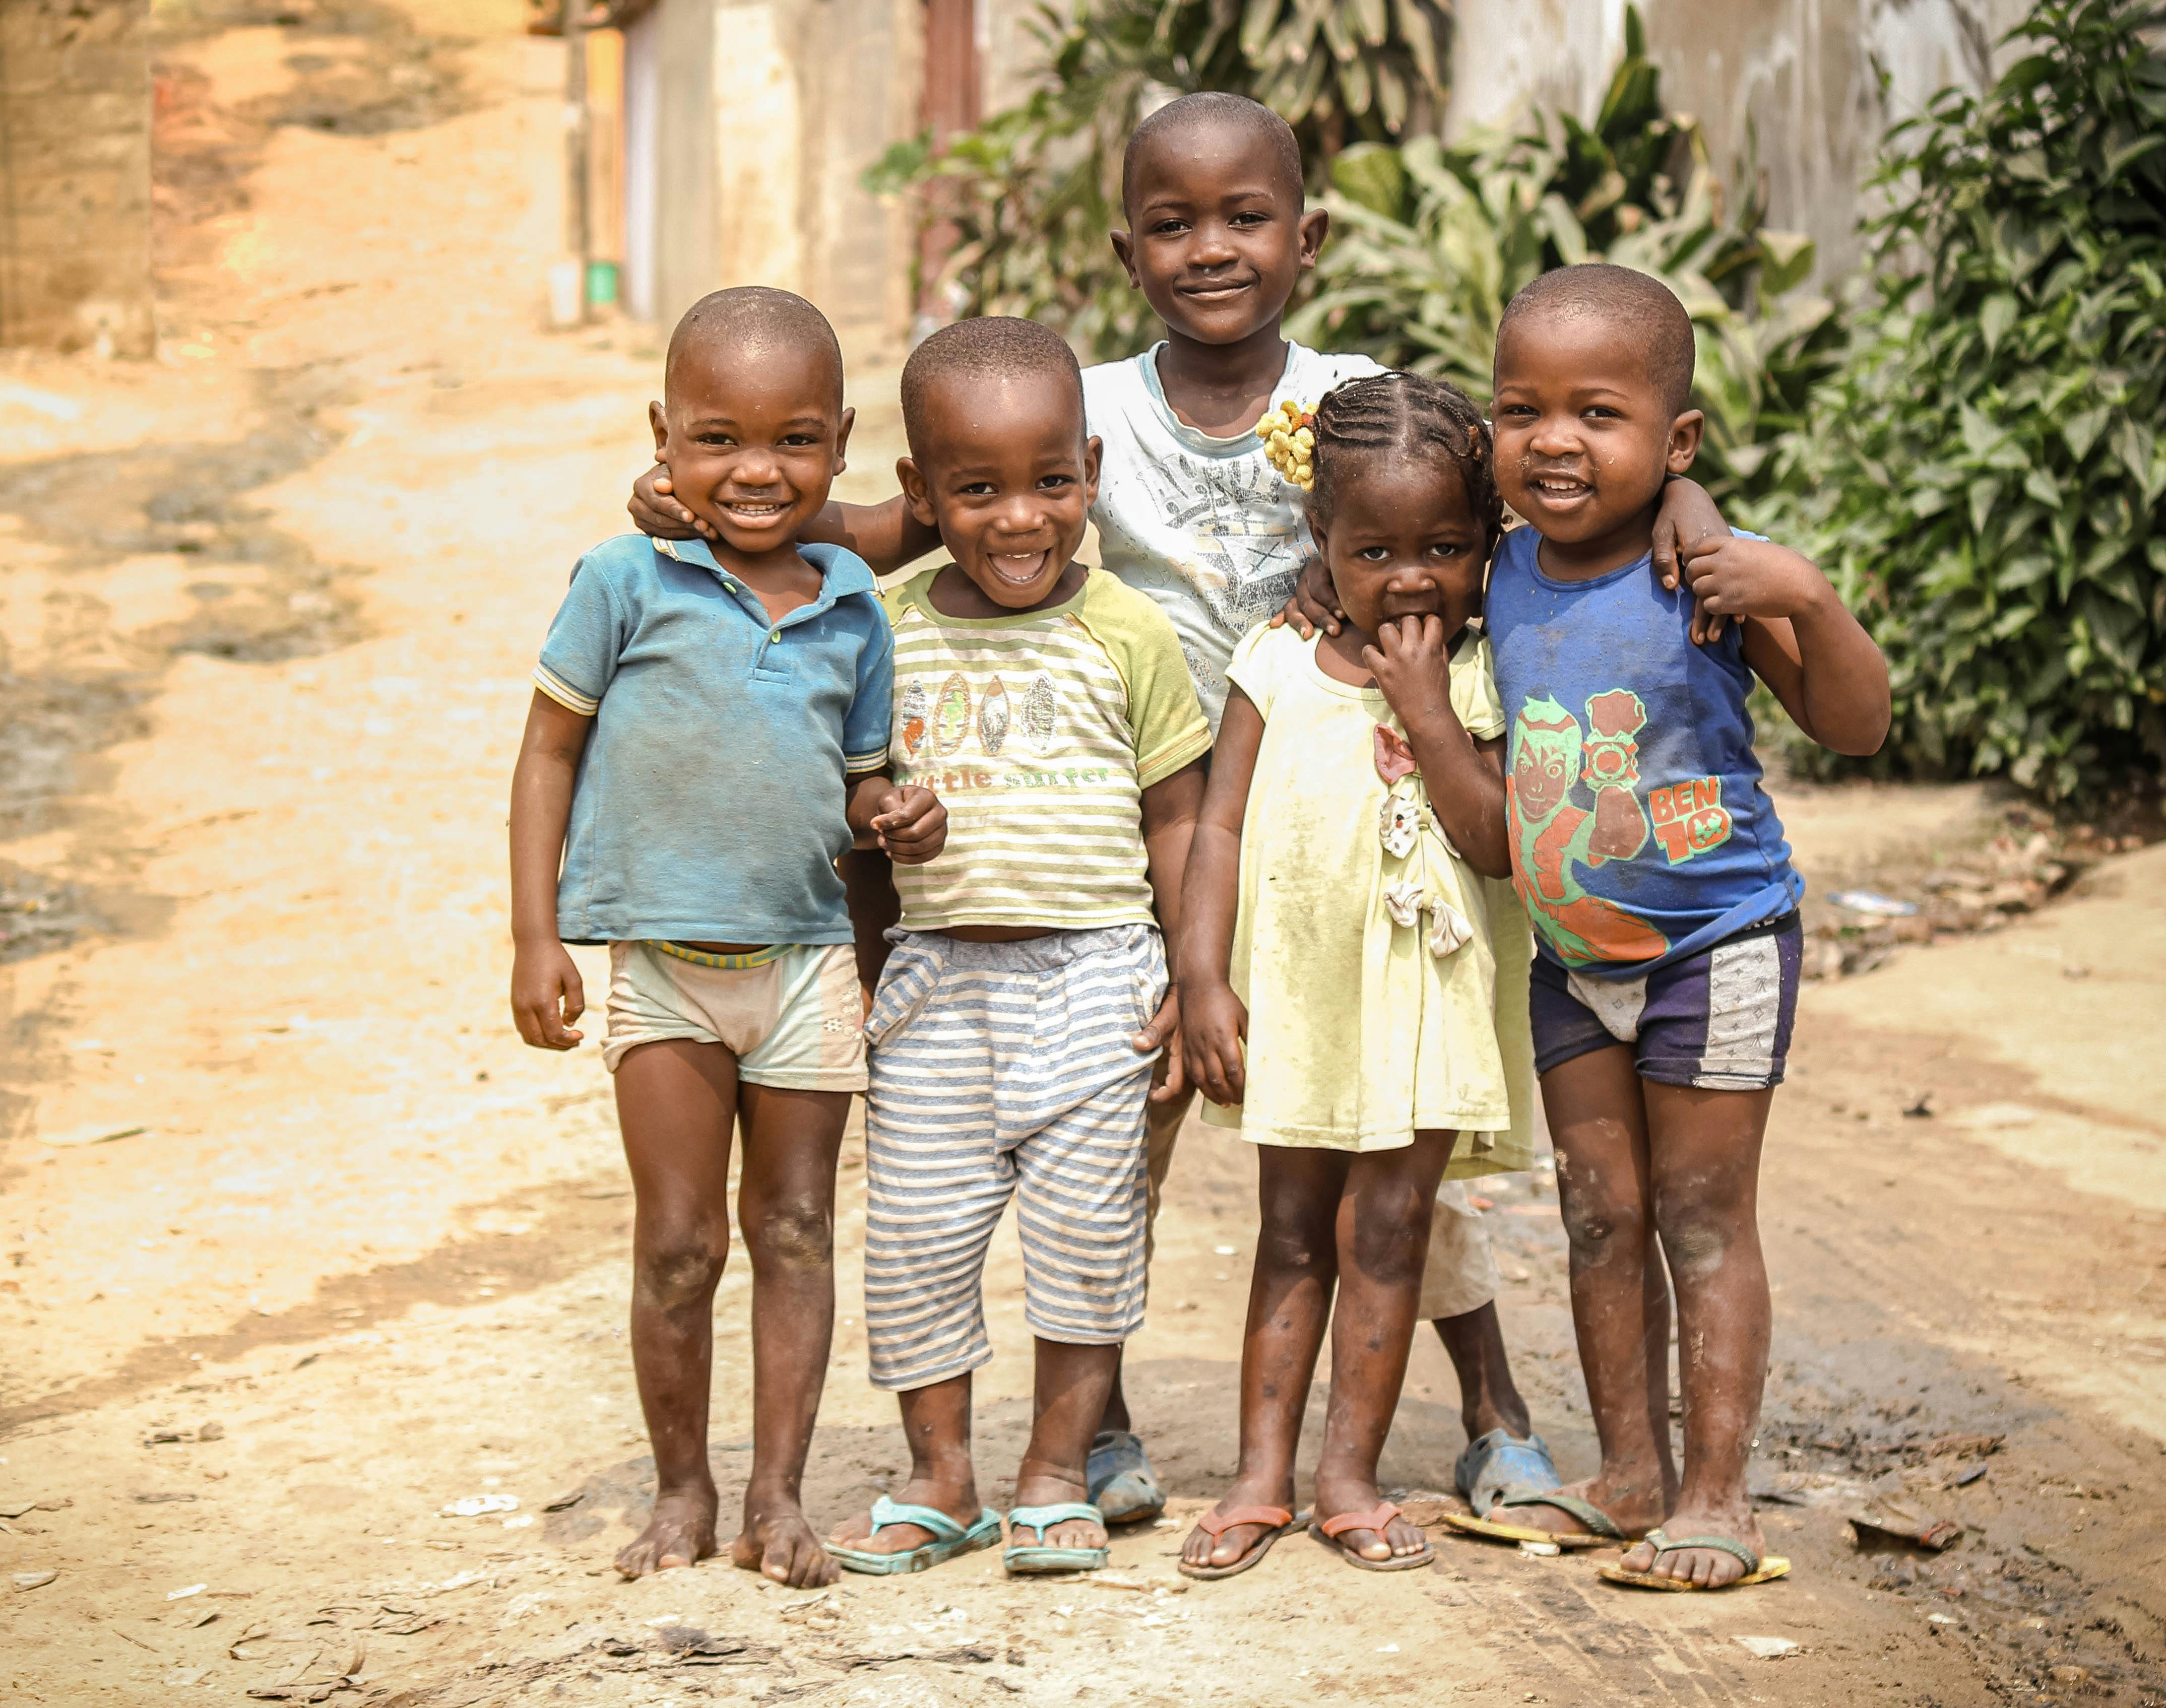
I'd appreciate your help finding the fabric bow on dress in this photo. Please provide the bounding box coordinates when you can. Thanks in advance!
[1373,726,1474,958]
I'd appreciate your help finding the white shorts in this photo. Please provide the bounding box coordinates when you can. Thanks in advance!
[602,940,867,1090]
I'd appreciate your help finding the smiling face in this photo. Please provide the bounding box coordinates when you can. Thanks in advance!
[1110,121,1326,349]
[650,337,851,561]
[899,370,1100,615]
[1309,459,1488,640]
[1490,311,1702,576]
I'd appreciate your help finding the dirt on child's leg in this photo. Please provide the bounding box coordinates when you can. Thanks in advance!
[827,1374,982,1555]
[1309,1132,1453,1564]
[611,1038,742,1579]
[725,1081,848,1589]
[1509,1046,1676,1542]
[1613,1080,1775,1587]
[1180,1148,1347,1573]
[1015,1340,1123,1551]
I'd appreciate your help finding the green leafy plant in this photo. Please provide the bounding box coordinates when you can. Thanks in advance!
[1752,0,2166,799]
[863,0,1451,362]
[1287,8,1841,502]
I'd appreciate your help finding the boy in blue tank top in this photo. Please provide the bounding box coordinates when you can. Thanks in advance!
[1481,265,1889,1590]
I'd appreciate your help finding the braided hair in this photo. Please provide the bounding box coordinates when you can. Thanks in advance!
[1307,371,1504,563]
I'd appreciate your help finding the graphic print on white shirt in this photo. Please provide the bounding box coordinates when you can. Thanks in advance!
[1082,340,1385,729]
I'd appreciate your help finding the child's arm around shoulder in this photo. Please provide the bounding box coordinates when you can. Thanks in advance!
[1681,535,1891,756]
[627,462,942,577]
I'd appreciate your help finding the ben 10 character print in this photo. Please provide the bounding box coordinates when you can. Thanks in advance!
[1505,689,1735,965]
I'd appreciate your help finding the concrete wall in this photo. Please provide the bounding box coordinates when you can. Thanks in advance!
[1449,0,2030,279]
[0,0,156,355]
[642,0,922,357]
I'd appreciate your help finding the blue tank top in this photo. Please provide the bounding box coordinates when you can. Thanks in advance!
[1484,526,1802,979]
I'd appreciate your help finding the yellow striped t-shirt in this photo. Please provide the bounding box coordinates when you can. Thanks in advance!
[882,567,1213,932]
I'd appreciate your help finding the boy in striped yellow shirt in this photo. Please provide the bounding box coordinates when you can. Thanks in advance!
[822,316,1211,1579]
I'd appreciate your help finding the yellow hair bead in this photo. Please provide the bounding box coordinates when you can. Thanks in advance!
[1256,398,1317,488]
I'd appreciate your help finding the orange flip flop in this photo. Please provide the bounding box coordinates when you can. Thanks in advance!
[1176,1505,1299,1581]
[1310,1501,1435,1572]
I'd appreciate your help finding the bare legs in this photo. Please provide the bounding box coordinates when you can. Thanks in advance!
[1432,1302,1534,1441]
[1512,1045,1773,1584]
[612,1039,846,1586]
[1181,1134,1453,1571]
[826,1341,1121,1556]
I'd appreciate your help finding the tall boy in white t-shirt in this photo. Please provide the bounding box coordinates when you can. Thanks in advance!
[624,92,1723,1538]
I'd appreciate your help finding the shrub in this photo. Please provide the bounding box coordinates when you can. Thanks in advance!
[1751,0,2166,799]
[1288,8,1842,503]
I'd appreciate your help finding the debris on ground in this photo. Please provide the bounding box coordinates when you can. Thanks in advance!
[39,1124,150,1149]
[1734,1636,1802,1659]
[1801,813,2142,978]
[12,1570,58,1591]
[438,1493,519,1517]
[1848,1498,1964,1551]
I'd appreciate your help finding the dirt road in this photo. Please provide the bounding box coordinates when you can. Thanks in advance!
[2,4,2161,1703]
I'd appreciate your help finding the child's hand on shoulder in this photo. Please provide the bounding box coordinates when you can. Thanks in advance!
[1267,551,1344,639]
[870,784,947,865]
[511,940,586,1049]
[628,457,711,542]
[1677,535,1838,625]
[1362,615,1463,737]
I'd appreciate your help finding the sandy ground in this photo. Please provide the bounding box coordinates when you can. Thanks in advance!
[2,5,2162,1704]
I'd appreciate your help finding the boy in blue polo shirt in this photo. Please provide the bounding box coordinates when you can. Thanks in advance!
[508,288,945,1591]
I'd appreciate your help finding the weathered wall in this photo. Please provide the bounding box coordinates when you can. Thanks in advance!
[0,0,156,355]
[1449,0,2030,279]
[643,0,920,356]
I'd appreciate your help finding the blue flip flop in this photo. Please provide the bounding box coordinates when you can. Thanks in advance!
[1086,1430,1166,1524]
[1453,1428,1562,1517]
[1003,1502,1110,1574]
[825,1495,1002,1576]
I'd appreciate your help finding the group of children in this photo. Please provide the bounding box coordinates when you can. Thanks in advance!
[508,91,1890,1597]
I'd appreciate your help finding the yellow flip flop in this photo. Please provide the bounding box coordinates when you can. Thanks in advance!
[1441,1491,1629,1550]
[1597,1528,1792,1590]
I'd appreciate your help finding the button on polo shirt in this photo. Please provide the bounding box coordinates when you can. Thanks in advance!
[533,534,893,946]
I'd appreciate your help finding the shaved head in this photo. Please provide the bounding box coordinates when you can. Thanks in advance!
[665,286,843,407]
[1499,264,1696,415]
[1121,91,1304,219]
[900,315,1084,463]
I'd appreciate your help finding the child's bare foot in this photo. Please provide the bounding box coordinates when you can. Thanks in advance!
[1615,1496,1766,1587]
[1010,1467,1105,1554]
[616,1485,719,1578]
[826,1472,980,1558]
[1311,1475,1427,1565]
[1180,1477,1297,1572]
[1505,1476,1666,1541]
[732,1487,840,1587]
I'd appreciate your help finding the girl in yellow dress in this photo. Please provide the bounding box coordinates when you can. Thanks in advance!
[1177,372,1534,1578]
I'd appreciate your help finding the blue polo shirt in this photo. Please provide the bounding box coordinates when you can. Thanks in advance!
[533,534,893,946]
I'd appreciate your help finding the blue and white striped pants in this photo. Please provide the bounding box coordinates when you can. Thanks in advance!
[861,924,1164,1392]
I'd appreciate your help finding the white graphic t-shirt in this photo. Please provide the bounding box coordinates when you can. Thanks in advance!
[1082,340,1385,731]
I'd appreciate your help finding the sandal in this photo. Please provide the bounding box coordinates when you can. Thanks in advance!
[1176,1505,1298,1581]
[1598,1527,1792,1591]
[825,1495,1002,1576]
[1454,1429,1562,1518]
[1443,1490,1632,1550]
[1087,1430,1166,1525]
[1003,1502,1110,1574]
[1309,1501,1434,1572]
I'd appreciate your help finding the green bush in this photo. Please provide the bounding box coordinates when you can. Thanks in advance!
[1287,8,1842,502]
[1751,0,2166,799]
[862,0,1451,362]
